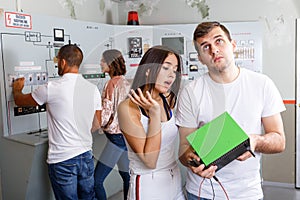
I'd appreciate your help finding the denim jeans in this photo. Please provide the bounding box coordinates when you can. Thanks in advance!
[94,132,130,200]
[187,190,211,200]
[48,150,95,200]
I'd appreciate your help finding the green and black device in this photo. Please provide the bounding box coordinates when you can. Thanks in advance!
[187,112,254,171]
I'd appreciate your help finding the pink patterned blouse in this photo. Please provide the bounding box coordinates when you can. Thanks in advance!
[101,75,131,134]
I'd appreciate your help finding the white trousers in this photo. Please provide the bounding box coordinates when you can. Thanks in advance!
[127,164,185,200]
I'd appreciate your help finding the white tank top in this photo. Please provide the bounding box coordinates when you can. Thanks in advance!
[127,112,178,174]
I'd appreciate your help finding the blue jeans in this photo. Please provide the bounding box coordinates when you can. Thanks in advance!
[48,150,95,200]
[94,132,130,200]
[187,190,211,200]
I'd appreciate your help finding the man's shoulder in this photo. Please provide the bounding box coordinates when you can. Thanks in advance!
[182,73,207,90]
[54,74,98,92]
[77,75,98,87]
[242,68,271,83]
[46,77,65,87]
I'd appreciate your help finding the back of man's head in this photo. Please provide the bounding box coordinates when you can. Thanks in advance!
[57,44,83,68]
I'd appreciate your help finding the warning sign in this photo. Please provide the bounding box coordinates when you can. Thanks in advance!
[5,12,32,29]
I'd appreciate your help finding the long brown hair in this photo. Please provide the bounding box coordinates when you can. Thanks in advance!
[102,49,126,77]
[130,45,182,109]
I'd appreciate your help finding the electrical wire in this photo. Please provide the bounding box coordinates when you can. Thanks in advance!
[209,178,215,200]
[198,177,205,200]
[214,176,230,200]
[197,176,230,200]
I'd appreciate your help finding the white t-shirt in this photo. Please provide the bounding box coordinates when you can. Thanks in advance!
[32,73,102,164]
[175,68,285,200]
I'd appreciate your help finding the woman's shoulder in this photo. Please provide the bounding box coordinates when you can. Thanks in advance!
[118,99,141,125]
[118,99,139,114]
[105,78,115,87]
[118,98,129,108]
[107,76,129,89]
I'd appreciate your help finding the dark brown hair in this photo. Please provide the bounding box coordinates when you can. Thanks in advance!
[193,21,232,54]
[102,49,126,77]
[57,44,83,68]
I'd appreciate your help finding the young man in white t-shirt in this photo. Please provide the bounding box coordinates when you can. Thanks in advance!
[13,44,102,200]
[176,21,286,200]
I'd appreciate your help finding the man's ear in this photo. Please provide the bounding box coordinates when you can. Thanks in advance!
[231,39,237,51]
[61,58,67,66]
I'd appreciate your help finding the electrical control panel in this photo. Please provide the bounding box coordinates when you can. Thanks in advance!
[0,11,262,138]
[0,11,114,136]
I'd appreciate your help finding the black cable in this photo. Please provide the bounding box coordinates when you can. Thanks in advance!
[214,176,230,200]
[213,176,219,182]
[209,178,215,200]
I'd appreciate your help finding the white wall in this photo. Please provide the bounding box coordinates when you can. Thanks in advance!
[0,0,16,11]
[0,0,119,24]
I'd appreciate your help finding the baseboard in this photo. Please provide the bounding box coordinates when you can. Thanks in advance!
[263,181,294,188]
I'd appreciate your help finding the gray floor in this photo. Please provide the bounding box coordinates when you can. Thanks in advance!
[108,191,123,200]
[108,184,300,200]
[263,184,300,200]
